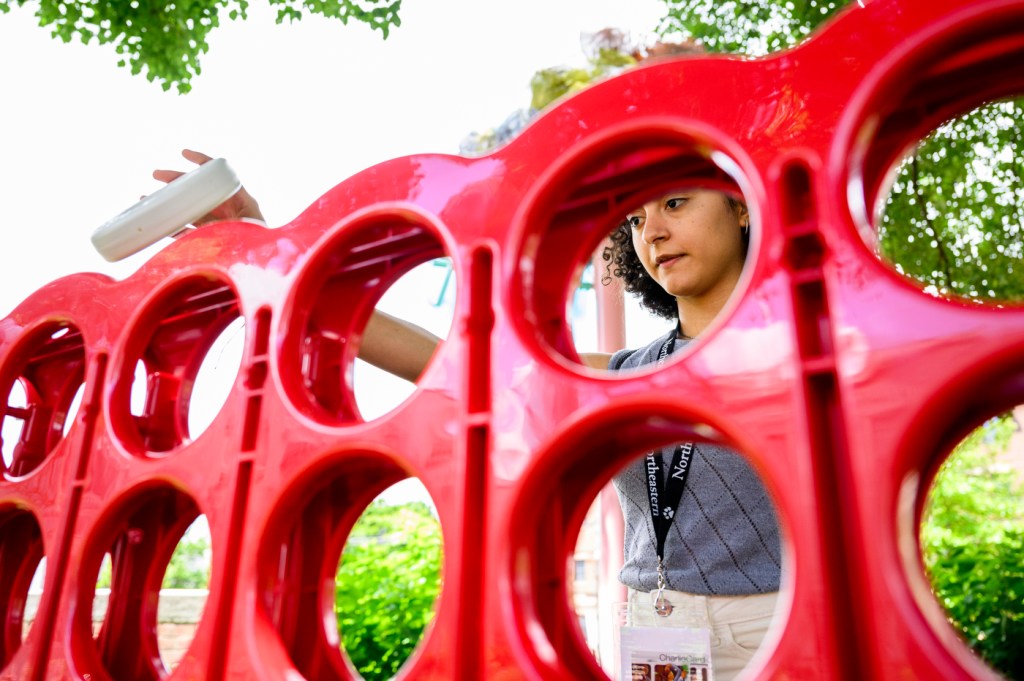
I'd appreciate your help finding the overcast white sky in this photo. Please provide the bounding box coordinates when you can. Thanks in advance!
[0,0,664,318]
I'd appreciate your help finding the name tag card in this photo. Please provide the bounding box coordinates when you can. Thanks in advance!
[619,625,712,681]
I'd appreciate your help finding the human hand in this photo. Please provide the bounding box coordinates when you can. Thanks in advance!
[154,149,264,225]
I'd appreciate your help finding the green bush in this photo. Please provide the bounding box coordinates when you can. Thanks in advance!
[921,417,1024,679]
[335,500,443,681]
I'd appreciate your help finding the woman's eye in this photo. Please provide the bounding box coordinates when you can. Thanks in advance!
[665,197,687,209]
[627,215,643,229]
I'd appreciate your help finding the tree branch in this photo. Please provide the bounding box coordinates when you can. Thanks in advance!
[911,153,955,292]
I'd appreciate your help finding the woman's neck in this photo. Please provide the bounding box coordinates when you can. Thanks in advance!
[676,288,734,339]
[674,260,744,339]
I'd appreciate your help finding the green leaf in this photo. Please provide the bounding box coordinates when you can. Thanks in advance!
[9,0,403,92]
[335,500,442,681]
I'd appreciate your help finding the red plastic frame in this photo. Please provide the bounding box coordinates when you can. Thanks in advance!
[2,0,1023,678]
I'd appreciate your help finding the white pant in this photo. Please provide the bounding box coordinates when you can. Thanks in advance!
[627,589,779,681]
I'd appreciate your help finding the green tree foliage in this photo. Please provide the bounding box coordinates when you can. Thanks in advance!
[530,44,636,111]
[657,0,844,54]
[921,418,1024,678]
[335,499,442,681]
[162,532,212,589]
[879,101,1024,301]
[0,0,401,93]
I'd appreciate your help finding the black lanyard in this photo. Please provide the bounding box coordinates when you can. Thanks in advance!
[646,330,696,563]
[646,443,695,561]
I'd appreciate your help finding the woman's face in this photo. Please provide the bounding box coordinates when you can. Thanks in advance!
[626,189,748,304]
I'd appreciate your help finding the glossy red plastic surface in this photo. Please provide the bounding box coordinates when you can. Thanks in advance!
[2,0,1023,678]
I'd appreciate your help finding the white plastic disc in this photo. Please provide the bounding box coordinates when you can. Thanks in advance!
[91,157,242,262]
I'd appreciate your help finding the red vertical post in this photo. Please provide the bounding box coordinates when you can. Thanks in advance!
[592,250,627,671]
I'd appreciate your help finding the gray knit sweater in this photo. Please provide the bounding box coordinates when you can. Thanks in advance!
[610,329,781,595]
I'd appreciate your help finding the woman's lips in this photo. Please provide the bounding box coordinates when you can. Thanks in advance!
[657,254,683,268]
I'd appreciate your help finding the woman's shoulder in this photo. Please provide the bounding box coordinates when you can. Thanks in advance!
[608,328,678,371]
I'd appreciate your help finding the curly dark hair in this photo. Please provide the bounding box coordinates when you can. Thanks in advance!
[601,221,678,320]
[601,197,749,321]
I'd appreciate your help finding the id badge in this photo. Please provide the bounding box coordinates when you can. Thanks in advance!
[619,625,712,681]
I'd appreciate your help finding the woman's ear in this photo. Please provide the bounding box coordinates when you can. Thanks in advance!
[736,201,750,227]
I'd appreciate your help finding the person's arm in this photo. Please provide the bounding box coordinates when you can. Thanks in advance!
[360,310,440,383]
[155,150,440,382]
[579,353,612,370]
[154,149,265,225]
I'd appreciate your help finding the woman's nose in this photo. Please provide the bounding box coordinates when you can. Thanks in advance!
[641,211,669,244]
